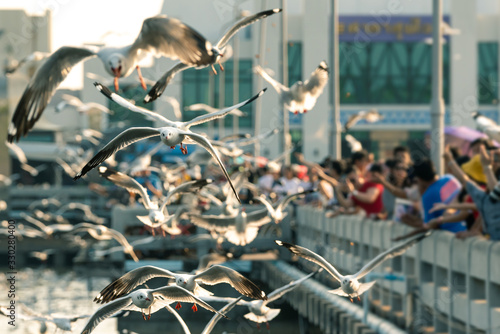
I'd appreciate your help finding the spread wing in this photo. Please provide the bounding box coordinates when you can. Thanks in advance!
[253,66,288,94]
[266,269,320,304]
[184,89,266,129]
[144,62,191,103]
[355,231,431,279]
[81,296,133,334]
[275,240,343,282]
[216,9,282,49]
[303,61,329,97]
[95,83,174,125]
[194,265,267,300]
[74,127,160,179]
[152,286,226,316]
[8,47,96,142]
[129,15,212,66]
[94,266,176,304]
[201,296,244,334]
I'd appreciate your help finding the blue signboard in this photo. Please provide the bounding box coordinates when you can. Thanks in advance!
[338,15,450,42]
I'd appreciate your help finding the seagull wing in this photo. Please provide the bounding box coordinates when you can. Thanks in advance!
[303,61,329,97]
[6,142,28,164]
[80,296,133,334]
[95,83,174,125]
[184,103,217,113]
[276,189,315,213]
[152,286,225,316]
[201,296,244,334]
[94,265,176,304]
[275,240,343,283]
[216,9,282,49]
[194,265,267,300]
[344,114,361,131]
[130,15,212,66]
[144,62,191,103]
[266,269,319,304]
[184,89,266,129]
[253,66,287,94]
[164,304,191,334]
[355,231,431,279]
[180,130,240,203]
[7,47,96,142]
[161,179,212,211]
[74,127,160,179]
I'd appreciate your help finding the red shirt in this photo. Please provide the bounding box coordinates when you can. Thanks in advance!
[352,181,384,216]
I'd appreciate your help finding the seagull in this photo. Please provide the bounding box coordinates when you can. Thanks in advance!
[143,8,282,103]
[162,96,183,120]
[0,303,89,332]
[55,94,112,114]
[185,103,246,118]
[74,84,266,203]
[211,128,279,158]
[99,166,209,234]
[345,134,363,153]
[472,111,500,142]
[3,51,50,75]
[253,189,315,223]
[201,297,243,334]
[275,231,431,302]
[55,202,105,224]
[80,286,224,334]
[189,207,272,246]
[254,61,328,114]
[7,15,216,143]
[125,142,164,174]
[6,142,41,176]
[93,265,267,308]
[343,109,383,131]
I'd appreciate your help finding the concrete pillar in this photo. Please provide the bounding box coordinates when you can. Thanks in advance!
[303,0,329,162]
[449,0,477,128]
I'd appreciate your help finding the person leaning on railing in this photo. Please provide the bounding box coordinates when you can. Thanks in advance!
[443,145,500,241]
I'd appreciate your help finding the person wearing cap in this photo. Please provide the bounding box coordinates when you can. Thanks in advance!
[444,146,500,240]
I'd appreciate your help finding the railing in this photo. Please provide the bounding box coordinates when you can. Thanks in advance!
[294,206,500,334]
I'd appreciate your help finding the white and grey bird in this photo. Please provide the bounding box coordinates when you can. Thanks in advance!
[27,198,62,211]
[0,303,89,332]
[4,51,50,75]
[7,15,216,143]
[343,109,383,131]
[163,96,183,120]
[143,8,282,103]
[55,202,105,224]
[6,142,41,176]
[254,189,315,223]
[93,265,267,307]
[254,61,328,114]
[211,128,279,158]
[275,231,430,301]
[345,134,363,153]
[189,207,272,246]
[80,287,224,334]
[55,94,112,114]
[74,84,266,203]
[201,296,243,334]
[472,111,500,143]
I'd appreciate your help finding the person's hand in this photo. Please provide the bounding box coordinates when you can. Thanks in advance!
[344,178,355,193]
[479,145,492,167]
[443,145,453,164]
[456,229,481,240]
[294,152,305,163]
[424,219,441,230]
[429,202,447,213]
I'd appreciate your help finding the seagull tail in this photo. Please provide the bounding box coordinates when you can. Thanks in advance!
[328,287,349,297]
[143,78,167,104]
[357,281,376,296]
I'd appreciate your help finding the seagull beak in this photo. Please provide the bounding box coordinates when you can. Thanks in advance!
[145,298,151,301]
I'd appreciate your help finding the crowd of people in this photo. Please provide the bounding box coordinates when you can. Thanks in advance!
[251,139,500,241]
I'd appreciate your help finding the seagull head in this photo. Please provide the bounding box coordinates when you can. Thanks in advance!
[107,54,125,78]
[342,278,352,287]
[149,209,164,224]
[176,276,188,285]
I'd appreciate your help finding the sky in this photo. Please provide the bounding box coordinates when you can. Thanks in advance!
[0,0,164,88]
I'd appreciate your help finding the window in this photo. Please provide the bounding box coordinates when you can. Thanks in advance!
[182,60,254,129]
[339,42,450,104]
[478,42,498,105]
[288,42,302,86]
[107,84,154,127]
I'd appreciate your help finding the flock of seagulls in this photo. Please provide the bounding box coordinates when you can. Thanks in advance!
[0,5,455,334]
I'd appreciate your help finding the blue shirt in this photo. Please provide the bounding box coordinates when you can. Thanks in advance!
[421,174,466,233]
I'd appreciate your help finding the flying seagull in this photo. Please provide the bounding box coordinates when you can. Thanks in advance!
[93,265,267,308]
[253,189,315,223]
[7,15,215,142]
[254,61,329,114]
[201,297,243,334]
[472,111,500,143]
[74,84,266,203]
[80,286,224,334]
[143,8,282,103]
[343,109,383,131]
[275,231,430,301]
[345,134,363,153]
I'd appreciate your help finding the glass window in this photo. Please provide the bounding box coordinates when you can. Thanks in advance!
[478,42,498,105]
[288,42,302,86]
[339,42,450,104]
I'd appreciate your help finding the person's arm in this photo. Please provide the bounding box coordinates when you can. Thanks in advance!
[480,146,498,192]
[295,152,339,186]
[145,181,163,199]
[429,201,477,213]
[371,172,408,199]
[443,146,470,186]
[334,185,353,208]
[426,209,470,229]
[351,185,381,204]
[456,216,483,239]
[400,213,424,228]
[316,168,339,187]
